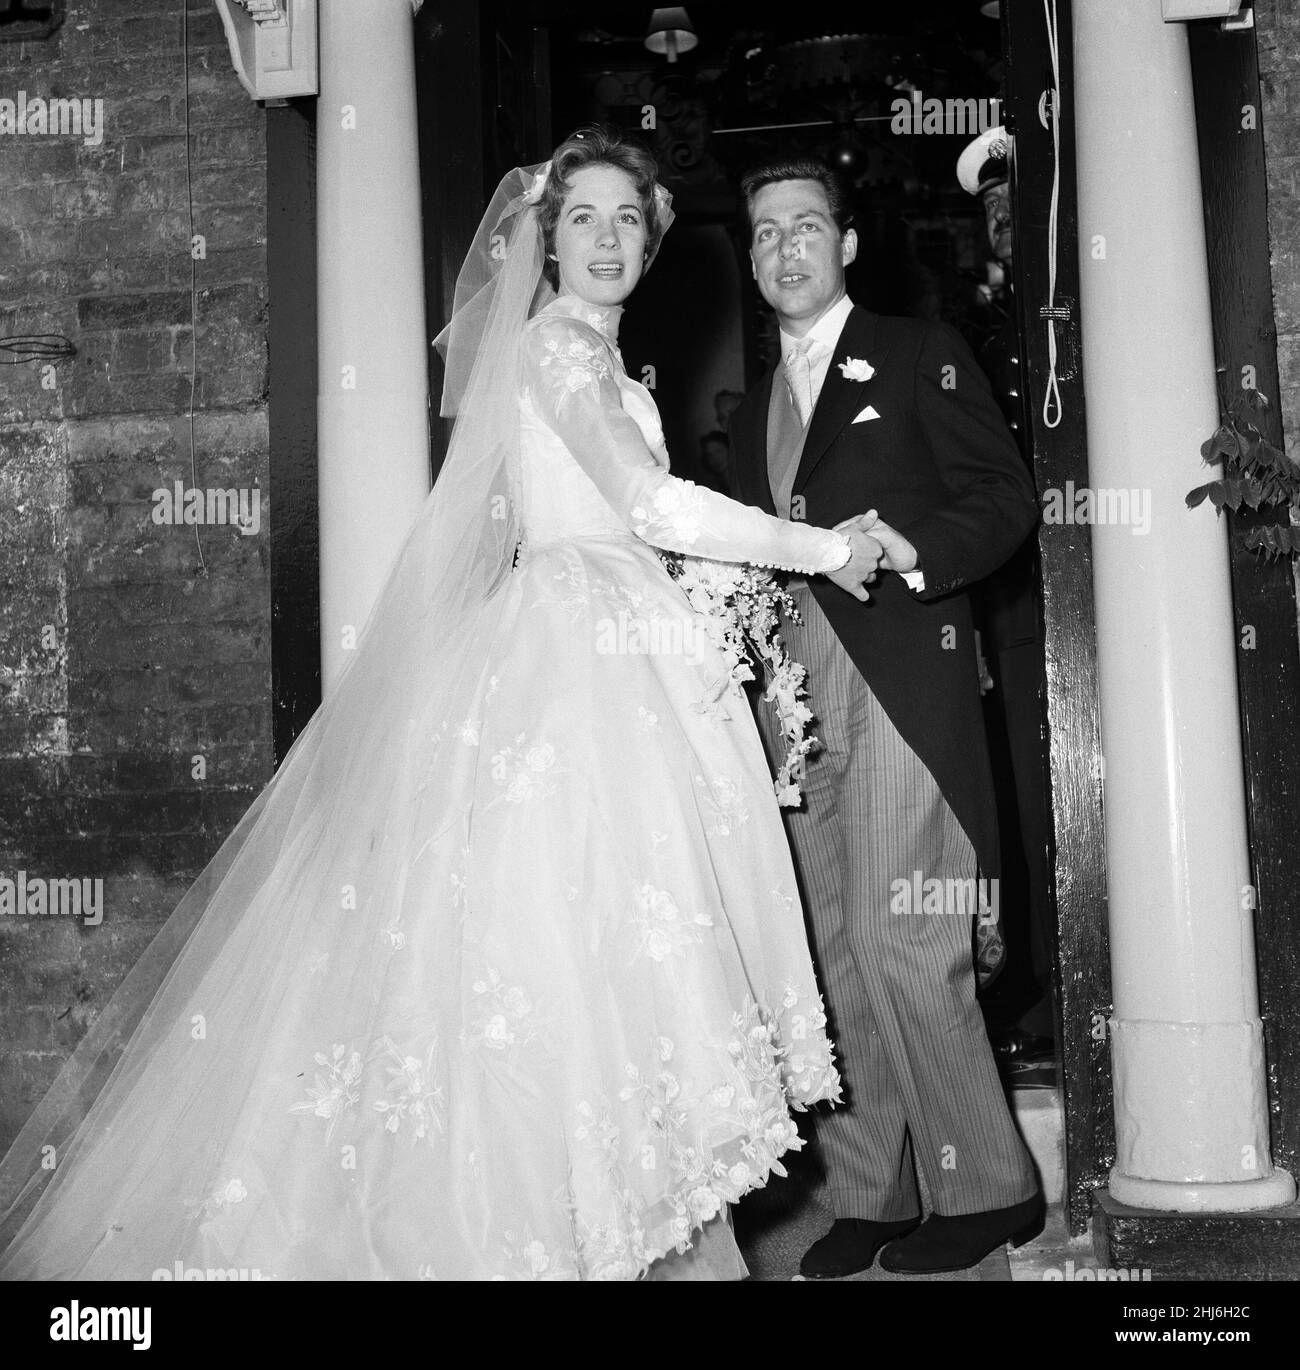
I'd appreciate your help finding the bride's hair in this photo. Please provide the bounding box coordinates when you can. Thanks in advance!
[537,126,664,290]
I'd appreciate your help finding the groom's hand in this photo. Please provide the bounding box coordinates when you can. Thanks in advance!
[838,510,919,575]
[826,524,885,602]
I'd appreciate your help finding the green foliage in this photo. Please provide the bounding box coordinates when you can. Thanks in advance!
[1187,390,1300,558]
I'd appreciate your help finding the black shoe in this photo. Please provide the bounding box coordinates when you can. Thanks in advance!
[799,1216,921,1279]
[877,1193,1045,1274]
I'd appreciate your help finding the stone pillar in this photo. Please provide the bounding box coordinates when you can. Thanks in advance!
[1072,0,1293,1211]
[316,0,430,691]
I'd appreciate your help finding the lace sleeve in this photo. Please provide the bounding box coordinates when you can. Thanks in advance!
[521,315,850,574]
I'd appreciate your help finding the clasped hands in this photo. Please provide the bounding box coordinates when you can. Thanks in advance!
[825,510,919,603]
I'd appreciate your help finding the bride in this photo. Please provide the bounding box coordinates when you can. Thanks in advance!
[0,127,884,1281]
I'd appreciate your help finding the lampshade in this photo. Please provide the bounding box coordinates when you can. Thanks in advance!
[980,2,1001,16]
[645,7,698,63]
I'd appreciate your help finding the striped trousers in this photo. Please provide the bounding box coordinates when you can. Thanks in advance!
[758,584,1037,1218]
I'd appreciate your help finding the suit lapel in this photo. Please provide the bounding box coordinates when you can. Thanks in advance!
[793,307,878,497]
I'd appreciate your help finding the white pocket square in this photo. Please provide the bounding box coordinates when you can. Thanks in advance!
[852,405,881,423]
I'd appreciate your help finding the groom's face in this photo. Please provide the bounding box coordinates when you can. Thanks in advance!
[749,179,857,333]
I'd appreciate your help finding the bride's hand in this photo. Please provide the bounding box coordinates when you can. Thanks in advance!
[826,524,884,602]
[836,510,919,574]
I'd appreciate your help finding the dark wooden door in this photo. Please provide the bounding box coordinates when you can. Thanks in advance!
[1002,0,1114,1232]
[416,0,552,473]
[267,101,321,762]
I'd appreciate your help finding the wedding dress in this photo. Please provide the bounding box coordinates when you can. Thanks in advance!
[0,176,852,1282]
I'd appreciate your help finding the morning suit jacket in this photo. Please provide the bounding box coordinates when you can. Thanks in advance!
[727,305,1039,877]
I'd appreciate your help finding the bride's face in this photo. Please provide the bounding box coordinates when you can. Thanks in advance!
[554,164,647,307]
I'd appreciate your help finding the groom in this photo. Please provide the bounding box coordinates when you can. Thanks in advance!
[728,157,1043,1276]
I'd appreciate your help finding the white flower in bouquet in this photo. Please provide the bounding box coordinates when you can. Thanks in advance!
[658,551,822,806]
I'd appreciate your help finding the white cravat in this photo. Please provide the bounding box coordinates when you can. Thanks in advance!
[783,337,815,427]
[779,294,853,422]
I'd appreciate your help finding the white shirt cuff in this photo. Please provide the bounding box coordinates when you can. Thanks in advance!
[899,569,926,592]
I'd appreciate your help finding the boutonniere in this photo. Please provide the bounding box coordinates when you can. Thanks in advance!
[838,356,875,383]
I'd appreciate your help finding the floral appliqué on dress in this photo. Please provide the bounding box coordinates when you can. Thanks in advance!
[462,966,546,1055]
[486,733,560,807]
[373,1036,446,1143]
[630,883,714,963]
[694,772,750,838]
[537,334,611,416]
[629,479,707,549]
[289,1042,364,1141]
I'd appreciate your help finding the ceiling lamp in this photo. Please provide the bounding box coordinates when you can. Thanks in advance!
[645,7,698,63]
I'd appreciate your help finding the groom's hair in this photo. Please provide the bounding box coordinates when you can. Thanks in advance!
[739,158,854,237]
[538,125,665,291]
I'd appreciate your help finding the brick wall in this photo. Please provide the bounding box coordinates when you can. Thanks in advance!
[1255,0,1300,615]
[1257,2,1300,464]
[0,1,271,1149]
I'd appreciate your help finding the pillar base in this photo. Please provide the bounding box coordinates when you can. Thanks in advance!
[1093,1187,1300,1280]
[1110,1018,1278,1185]
[1109,1167,1295,1213]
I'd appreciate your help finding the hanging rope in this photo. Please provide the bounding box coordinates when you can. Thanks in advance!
[1040,0,1064,430]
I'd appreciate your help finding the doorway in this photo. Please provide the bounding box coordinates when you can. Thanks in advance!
[403,0,1098,1230]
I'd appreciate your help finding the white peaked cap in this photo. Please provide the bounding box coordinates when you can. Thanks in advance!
[957,124,1011,196]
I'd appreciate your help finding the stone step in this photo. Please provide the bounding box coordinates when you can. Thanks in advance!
[1012,1083,1066,1204]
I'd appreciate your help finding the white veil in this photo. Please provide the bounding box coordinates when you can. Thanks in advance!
[0,163,583,1267]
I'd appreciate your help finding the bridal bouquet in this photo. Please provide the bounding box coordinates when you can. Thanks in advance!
[659,552,818,807]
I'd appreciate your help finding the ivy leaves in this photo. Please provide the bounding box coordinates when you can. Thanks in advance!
[1187,390,1300,557]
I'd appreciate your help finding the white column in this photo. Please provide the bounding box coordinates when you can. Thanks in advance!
[316,0,430,692]
[1072,0,1292,1211]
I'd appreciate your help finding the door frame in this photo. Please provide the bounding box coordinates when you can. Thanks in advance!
[1003,0,1114,1232]
[1188,15,1300,1193]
